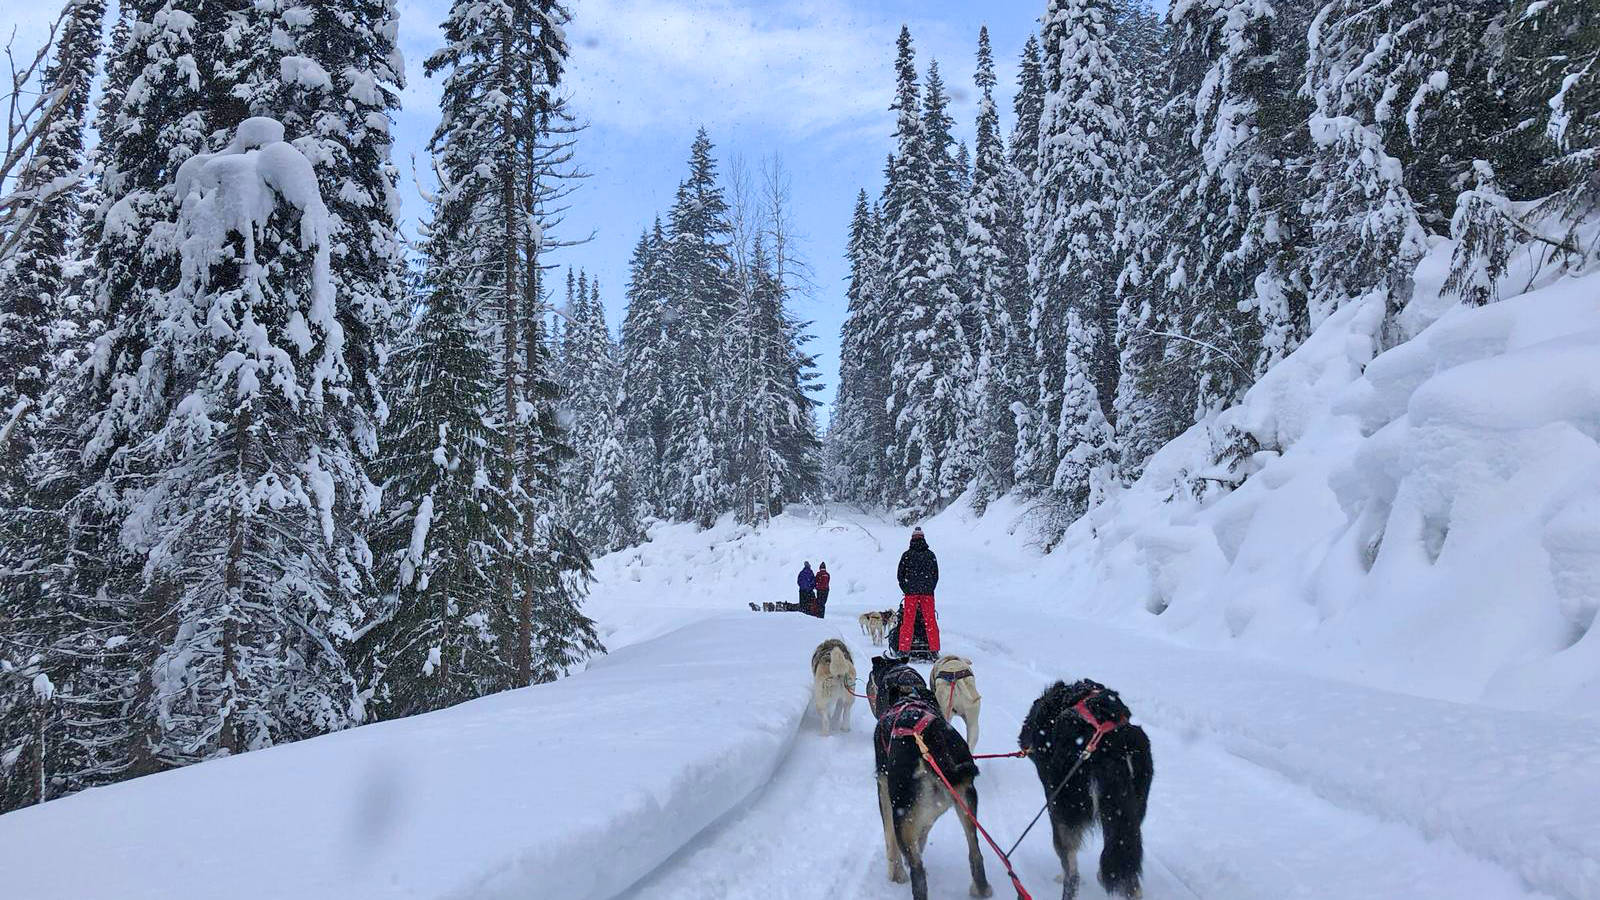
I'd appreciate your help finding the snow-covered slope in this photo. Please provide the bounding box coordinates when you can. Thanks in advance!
[0,616,832,900]
[1040,242,1600,710]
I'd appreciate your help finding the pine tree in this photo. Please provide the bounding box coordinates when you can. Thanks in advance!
[1010,33,1046,205]
[1021,0,1137,533]
[919,59,977,506]
[962,26,1030,511]
[33,0,243,797]
[832,190,891,502]
[265,0,408,428]
[728,234,821,523]
[121,120,378,757]
[879,29,968,519]
[661,130,737,525]
[1302,0,1452,342]
[367,230,520,718]
[560,270,638,548]
[425,0,597,685]
[0,0,105,810]
[0,0,103,476]
[620,223,670,515]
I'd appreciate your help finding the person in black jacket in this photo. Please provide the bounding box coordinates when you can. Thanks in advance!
[895,527,940,655]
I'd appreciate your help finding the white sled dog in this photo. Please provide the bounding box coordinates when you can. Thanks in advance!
[811,638,857,735]
[928,655,981,750]
[859,611,888,645]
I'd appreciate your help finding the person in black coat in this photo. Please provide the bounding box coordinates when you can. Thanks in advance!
[895,527,940,654]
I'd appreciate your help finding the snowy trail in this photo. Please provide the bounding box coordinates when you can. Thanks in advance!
[590,511,1590,899]
[618,615,1552,900]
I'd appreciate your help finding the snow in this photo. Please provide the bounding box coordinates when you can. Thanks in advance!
[594,507,1596,900]
[0,615,832,900]
[1043,240,1600,712]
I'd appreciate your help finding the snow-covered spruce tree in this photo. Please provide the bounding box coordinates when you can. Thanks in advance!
[0,0,104,480]
[367,230,519,718]
[425,0,597,685]
[582,382,643,553]
[28,0,236,796]
[619,222,670,516]
[919,59,978,506]
[1127,0,1313,457]
[832,190,892,503]
[262,0,408,425]
[880,29,963,519]
[1007,32,1046,491]
[112,119,376,757]
[1502,0,1597,222]
[1445,0,1598,303]
[0,0,105,810]
[962,26,1030,512]
[728,234,822,524]
[1021,0,1138,535]
[559,271,637,547]
[1104,1,1179,480]
[1301,0,1460,341]
[661,130,737,526]
[1011,33,1046,201]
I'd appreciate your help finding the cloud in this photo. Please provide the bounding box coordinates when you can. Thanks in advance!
[566,0,910,140]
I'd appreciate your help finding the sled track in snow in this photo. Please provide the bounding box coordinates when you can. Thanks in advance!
[618,615,1556,900]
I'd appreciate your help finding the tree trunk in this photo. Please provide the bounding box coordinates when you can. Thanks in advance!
[498,26,529,688]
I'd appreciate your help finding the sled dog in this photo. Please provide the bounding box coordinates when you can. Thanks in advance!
[873,676,992,900]
[1018,680,1153,899]
[859,610,888,645]
[928,655,981,750]
[810,639,856,735]
[866,654,927,718]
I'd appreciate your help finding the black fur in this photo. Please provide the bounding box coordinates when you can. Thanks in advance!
[867,655,930,718]
[873,681,990,900]
[1018,680,1153,900]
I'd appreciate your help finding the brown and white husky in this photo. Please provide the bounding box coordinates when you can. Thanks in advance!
[810,638,856,735]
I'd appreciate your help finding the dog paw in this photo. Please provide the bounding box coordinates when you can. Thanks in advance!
[970,883,993,898]
[889,868,908,884]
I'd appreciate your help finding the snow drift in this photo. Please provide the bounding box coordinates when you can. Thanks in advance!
[0,615,833,900]
[1040,237,1600,709]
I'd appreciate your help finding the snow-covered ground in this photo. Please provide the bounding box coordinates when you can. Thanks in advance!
[2,504,1595,899]
[595,507,1597,900]
[0,614,834,900]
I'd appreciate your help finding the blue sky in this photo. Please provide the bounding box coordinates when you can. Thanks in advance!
[392,0,1057,422]
[8,0,1128,419]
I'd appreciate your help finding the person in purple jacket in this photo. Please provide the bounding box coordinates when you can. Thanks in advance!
[797,561,818,614]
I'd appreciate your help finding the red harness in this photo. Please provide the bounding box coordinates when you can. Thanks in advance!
[1069,690,1125,756]
[879,697,940,755]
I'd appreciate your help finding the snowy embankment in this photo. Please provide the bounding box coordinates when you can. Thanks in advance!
[1043,239,1600,710]
[0,615,833,900]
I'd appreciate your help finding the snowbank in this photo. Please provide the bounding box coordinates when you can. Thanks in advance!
[1038,240,1600,709]
[0,616,834,900]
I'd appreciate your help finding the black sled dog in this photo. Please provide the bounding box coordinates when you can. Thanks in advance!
[1019,679,1153,900]
[871,660,992,900]
[866,653,930,717]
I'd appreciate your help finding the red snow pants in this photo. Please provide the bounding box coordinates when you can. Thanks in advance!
[898,594,940,654]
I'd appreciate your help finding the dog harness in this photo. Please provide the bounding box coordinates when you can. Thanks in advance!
[933,667,974,712]
[1067,688,1126,756]
[878,697,941,755]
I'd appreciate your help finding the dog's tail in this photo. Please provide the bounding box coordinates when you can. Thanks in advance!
[829,646,853,679]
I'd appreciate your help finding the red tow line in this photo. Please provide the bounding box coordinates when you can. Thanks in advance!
[910,731,1034,900]
[972,748,1029,760]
